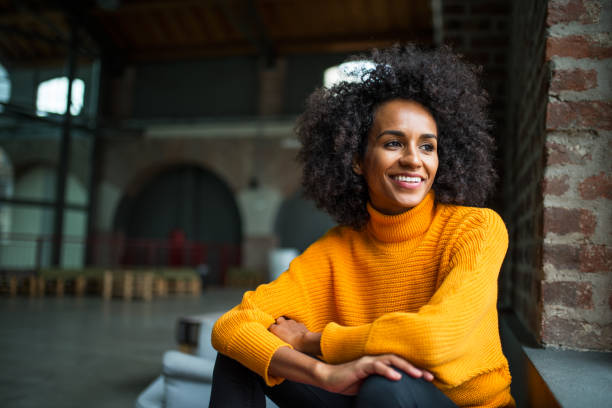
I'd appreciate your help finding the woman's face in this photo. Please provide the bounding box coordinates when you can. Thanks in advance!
[354,99,438,215]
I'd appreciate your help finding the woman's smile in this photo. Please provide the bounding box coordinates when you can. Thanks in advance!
[354,99,439,215]
[390,173,426,188]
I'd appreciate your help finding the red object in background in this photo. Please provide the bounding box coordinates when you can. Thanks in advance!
[169,229,186,266]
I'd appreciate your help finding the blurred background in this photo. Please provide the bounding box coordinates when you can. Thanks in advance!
[0,0,610,407]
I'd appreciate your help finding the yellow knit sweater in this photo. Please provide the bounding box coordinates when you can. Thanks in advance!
[212,192,514,407]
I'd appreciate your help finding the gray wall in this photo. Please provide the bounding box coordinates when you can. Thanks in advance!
[132,57,259,118]
[130,53,352,118]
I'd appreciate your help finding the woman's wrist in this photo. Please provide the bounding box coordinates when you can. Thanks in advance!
[269,346,330,389]
[311,358,331,387]
[301,331,322,356]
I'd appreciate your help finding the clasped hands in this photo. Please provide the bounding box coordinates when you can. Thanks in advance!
[268,316,433,395]
[269,316,322,356]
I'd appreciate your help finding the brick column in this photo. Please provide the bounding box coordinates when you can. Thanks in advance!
[504,0,611,351]
[503,0,550,338]
[541,0,611,349]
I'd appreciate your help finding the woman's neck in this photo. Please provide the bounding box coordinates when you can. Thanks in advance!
[366,192,436,243]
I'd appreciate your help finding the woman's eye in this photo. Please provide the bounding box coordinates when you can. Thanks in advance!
[384,140,402,148]
[420,143,435,152]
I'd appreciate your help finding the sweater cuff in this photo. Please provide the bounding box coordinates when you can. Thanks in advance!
[320,322,371,364]
[227,321,293,386]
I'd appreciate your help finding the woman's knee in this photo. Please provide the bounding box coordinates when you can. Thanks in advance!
[210,354,267,407]
[356,374,414,408]
[355,372,457,408]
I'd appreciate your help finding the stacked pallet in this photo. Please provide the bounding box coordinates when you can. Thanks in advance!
[0,267,202,300]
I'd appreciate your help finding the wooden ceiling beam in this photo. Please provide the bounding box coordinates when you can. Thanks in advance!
[92,0,218,15]
[219,0,276,66]
[120,28,433,63]
[275,29,434,52]
[125,42,258,62]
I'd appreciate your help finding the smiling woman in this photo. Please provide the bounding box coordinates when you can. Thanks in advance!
[297,44,496,229]
[210,45,514,408]
[354,99,439,214]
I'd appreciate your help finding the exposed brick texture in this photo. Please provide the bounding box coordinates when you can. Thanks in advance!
[579,172,612,200]
[545,140,592,166]
[505,0,612,351]
[502,0,550,339]
[542,281,593,309]
[543,206,596,236]
[542,315,612,349]
[441,0,511,152]
[543,243,581,270]
[470,2,511,15]
[550,68,597,92]
[547,0,602,25]
[544,243,612,273]
[579,244,612,273]
[543,174,570,196]
[546,34,612,60]
[547,101,612,130]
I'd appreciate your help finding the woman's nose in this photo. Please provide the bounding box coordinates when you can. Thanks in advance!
[399,146,421,168]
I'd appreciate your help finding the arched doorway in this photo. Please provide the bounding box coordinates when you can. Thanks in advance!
[114,164,242,284]
[0,147,13,241]
[4,165,87,269]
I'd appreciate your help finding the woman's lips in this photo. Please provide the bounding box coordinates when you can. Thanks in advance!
[390,175,424,189]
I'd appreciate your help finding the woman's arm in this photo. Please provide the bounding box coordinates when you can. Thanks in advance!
[212,233,338,386]
[268,346,433,396]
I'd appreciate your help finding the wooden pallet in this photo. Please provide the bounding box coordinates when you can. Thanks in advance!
[1,268,201,299]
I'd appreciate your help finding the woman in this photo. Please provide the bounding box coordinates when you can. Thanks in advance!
[210,44,514,408]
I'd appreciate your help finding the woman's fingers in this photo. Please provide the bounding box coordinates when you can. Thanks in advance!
[387,354,434,380]
[370,359,402,381]
[422,370,434,381]
[366,354,435,382]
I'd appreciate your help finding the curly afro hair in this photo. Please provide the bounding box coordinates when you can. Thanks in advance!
[296,44,496,229]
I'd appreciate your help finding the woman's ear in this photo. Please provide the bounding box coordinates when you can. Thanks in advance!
[352,158,363,175]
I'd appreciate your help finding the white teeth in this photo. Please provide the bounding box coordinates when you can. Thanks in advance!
[394,176,421,183]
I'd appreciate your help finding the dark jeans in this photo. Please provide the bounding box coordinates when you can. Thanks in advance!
[209,353,458,408]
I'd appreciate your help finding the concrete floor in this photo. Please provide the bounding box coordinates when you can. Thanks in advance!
[4,289,610,408]
[0,288,245,408]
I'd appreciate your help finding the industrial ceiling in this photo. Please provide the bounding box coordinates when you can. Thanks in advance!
[0,0,434,66]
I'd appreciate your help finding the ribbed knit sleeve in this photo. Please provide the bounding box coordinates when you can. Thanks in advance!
[211,233,337,386]
[320,209,508,382]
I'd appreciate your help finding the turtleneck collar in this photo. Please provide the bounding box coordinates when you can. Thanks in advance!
[366,191,436,243]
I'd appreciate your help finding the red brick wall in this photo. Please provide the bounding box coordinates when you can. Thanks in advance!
[502,0,550,339]
[540,0,611,350]
[441,0,510,146]
[504,0,611,351]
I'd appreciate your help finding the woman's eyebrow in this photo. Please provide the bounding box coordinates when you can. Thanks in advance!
[376,130,404,139]
[376,130,438,139]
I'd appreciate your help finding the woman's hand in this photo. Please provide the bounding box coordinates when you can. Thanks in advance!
[269,316,322,356]
[319,354,435,395]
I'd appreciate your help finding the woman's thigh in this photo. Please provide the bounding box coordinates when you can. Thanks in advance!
[264,378,353,408]
[355,372,458,408]
[210,353,353,408]
[211,354,456,408]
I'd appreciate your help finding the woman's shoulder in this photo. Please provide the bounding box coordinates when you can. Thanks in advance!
[433,204,508,258]
[437,203,507,236]
[312,224,363,246]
